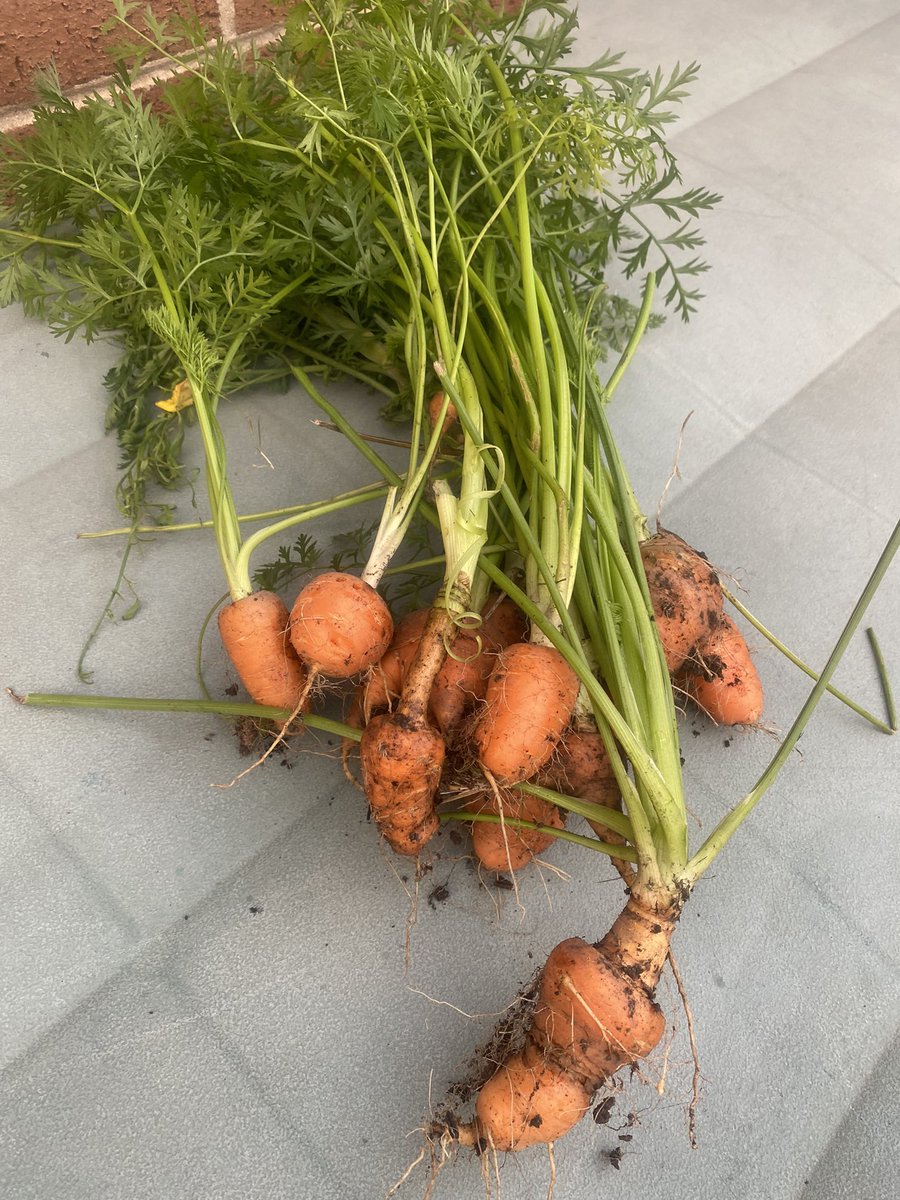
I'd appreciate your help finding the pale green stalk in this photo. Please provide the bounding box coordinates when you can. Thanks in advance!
[78,481,391,539]
[11,689,356,741]
[441,811,638,864]
[866,627,897,731]
[723,588,894,734]
[687,518,900,881]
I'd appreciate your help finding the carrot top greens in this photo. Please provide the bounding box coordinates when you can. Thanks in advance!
[0,0,718,526]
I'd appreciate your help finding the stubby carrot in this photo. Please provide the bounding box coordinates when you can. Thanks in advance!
[357,594,526,736]
[360,605,454,856]
[468,788,565,872]
[641,530,725,672]
[289,570,393,679]
[455,894,678,1151]
[430,596,528,738]
[684,613,763,725]
[358,607,429,721]
[473,643,580,783]
[218,590,309,710]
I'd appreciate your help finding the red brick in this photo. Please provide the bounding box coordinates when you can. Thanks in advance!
[0,0,220,107]
[232,1,284,34]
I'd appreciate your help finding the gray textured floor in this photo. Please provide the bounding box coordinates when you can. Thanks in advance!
[2,3,899,1198]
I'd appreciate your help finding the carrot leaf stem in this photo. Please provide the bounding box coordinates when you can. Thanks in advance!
[518,782,634,842]
[722,587,894,735]
[75,530,140,684]
[686,517,900,881]
[439,810,638,864]
[866,627,897,731]
[10,689,358,742]
[78,481,393,540]
[234,486,395,590]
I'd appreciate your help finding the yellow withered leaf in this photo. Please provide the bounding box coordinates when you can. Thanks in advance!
[155,380,194,413]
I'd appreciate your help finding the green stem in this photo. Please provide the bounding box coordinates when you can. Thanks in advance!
[10,689,359,741]
[605,277,656,401]
[184,372,245,599]
[517,781,634,841]
[483,55,563,621]
[75,530,139,683]
[475,555,673,889]
[78,481,391,539]
[381,554,446,578]
[439,811,638,863]
[210,273,311,411]
[275,337,397,397]
[866,627,897,731]
[196,592,228,701]
[234,485,393,589]
[583,467,682,775]
[0,227,83,252]
[286,361,403,485]
[723,587,894,735]
[686,518,900,882]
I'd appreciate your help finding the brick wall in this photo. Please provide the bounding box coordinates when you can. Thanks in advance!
[0,0,285,133]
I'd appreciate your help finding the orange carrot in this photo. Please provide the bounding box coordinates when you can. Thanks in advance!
[641,530,724,672]
[428,389,458,441]
[466,1043,592,1151]
[289,571,393,679]
[454,893,679,1151]
[542,728,619,815]
[358,594,526,736]
[541,727,628,865]
[684,613,763,725]
[428,624,488,737]
[359,714,444,855]
[479,593,529,652]
[473,643,580,783]
[468,787,565,872]
[218,590,309,711]
[360,605,455,856]
[430,596,528,738]
[358,607,429,720]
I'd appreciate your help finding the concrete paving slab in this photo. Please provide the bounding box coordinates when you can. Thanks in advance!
[672,17,900,282]
[580,1,900,133]
[0,781,136,1065]
[0,309,118,490]
[607,154,900,512]
[0,961,328,1200]
[752,307,900,523]
[1,378,403,1062]
[803,1031,900,1200]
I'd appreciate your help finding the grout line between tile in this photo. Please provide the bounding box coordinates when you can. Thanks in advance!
[0,798,311,1076]
[800,1029,900,1200]
[660,301,900,515]
[675,142,900,291]
[669,9,900,153]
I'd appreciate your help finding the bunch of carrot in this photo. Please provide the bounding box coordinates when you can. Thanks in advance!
[172,1,775,1158]
[3,0,896,1188]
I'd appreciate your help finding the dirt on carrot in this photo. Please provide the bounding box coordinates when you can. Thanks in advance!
[446,890,681,1152]
[641,531,725,673]
[472,643,580,784]
[682,613,764,725]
